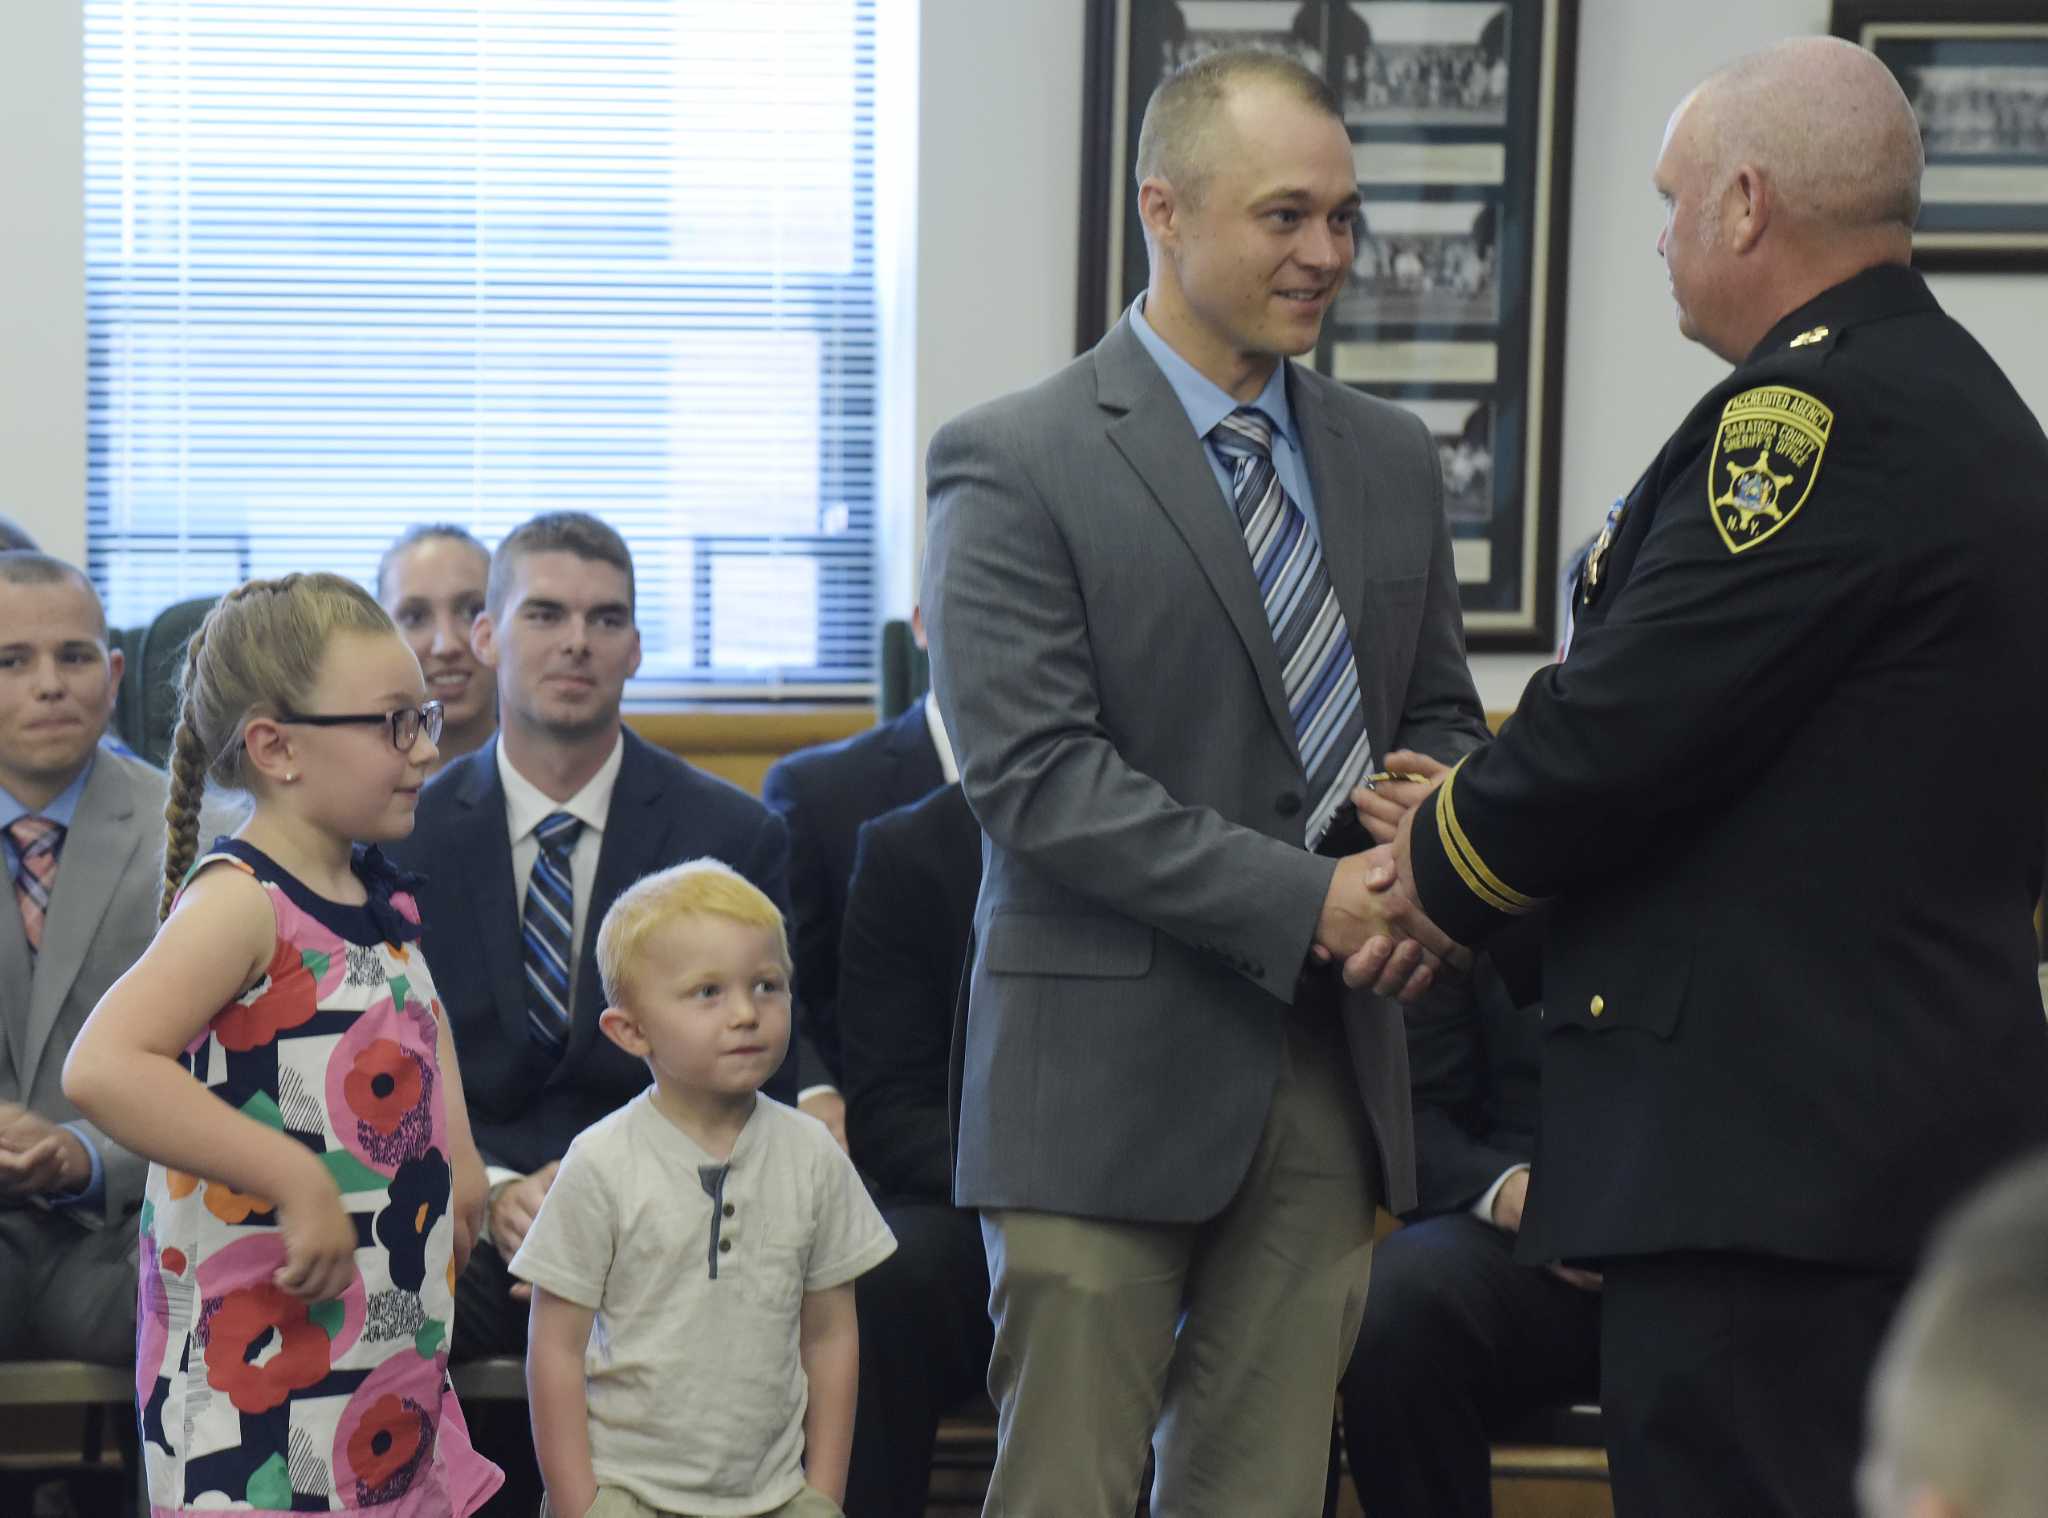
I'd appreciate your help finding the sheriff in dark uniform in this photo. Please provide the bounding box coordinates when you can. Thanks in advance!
[1377,38,2048,1518]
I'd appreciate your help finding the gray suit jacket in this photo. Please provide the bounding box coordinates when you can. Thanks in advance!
[2,747,173,1227]
[922,317,1489,1224]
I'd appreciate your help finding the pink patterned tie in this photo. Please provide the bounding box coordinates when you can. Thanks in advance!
[8,816,62,955]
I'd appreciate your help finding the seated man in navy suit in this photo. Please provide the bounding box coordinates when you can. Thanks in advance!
[837,781,992,1516]
[1338,951,1600,1517]
[386,512,795,1507]
[0,552,170,1361]
[761,607,946,1141]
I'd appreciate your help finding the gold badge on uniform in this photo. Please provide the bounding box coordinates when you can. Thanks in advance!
[1707,385,1832,554]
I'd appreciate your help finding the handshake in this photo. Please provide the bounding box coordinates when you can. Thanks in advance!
[1311,750,1468,1003]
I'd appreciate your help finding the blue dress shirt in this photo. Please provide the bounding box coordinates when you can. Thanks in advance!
[1128,296,1324,546]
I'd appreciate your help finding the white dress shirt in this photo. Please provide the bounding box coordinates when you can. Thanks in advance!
[498,732,625,1031]
[488,733,626,1193]
[923,689,960,786]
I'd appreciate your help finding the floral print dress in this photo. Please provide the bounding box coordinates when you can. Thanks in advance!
[137,840,500,1516]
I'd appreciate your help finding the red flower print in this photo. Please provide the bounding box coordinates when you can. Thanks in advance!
[215,937,320,1052]
[204,1282,333,1414]
[344,1040,424,1136]
[160,1248,187,1276]
[346,1394,428,1491]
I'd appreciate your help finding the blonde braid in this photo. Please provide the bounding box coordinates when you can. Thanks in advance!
[160,596,229,921]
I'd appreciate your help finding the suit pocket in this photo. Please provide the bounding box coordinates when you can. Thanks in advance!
[1369,572,1428,605]
[1544,940,1693,1040]
[983,912,1155,978]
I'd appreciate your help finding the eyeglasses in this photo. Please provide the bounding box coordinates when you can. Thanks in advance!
[276,700,445,752]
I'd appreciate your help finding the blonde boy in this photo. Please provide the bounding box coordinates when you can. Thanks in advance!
[512,860,895,1518]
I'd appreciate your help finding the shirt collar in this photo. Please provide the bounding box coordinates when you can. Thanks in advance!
[0,752,96,834]
[1129,295,1300,456]
[497,731,624,843]
[922,689,959,786]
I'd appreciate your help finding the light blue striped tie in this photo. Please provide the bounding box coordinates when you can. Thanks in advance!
[522,811,582,1056]
[1212,407,1373,847]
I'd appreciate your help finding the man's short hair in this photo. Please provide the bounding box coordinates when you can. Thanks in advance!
[1134,49,1342,206]
[485,511,636,618]
[595,858,791,1010]
[1862,1148,2048,1518]
[1695,38,1924,234]
[376,523,491,603]
[0,515,39,553]
[0,551,108,639]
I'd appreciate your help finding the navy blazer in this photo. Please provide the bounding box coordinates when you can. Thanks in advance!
[1405,952,1541,1220]
[839,782,979,1203]
[762,701,945,1086]
[387,729,795,1173]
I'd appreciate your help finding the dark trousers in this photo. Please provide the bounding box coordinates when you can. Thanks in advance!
[0,1206,138,1364]
[1599,1253,1907,1518]
[844,1199,994,1518]
[1339,1213,1600,1518]
[451,1240,543,1518]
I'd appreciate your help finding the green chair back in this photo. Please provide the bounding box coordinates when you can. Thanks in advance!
[877,617,929,723]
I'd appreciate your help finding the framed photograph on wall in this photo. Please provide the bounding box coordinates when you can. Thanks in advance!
[1076,0,1579,650]
[1832,0,2048,271]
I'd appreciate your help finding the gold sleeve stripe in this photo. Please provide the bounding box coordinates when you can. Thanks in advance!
[1437,758,1539,916]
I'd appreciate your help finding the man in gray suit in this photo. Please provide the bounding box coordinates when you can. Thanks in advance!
[922,51,1489,1517]
[0,552,165,1361]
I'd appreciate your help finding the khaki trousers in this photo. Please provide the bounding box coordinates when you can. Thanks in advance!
[541,1483,843,1518]
[980,998,1380,1518]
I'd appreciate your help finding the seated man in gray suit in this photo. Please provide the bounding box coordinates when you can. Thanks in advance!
[922,49,1487,1517]
[0,551,164,1361]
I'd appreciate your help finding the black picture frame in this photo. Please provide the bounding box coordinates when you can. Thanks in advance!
[1076,0,1578,651]
[1832,0,2048,272]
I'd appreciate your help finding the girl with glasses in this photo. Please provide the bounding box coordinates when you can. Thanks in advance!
[63,571,502,1516]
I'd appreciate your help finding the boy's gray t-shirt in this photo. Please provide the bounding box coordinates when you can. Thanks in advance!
[510,1089,896,1516]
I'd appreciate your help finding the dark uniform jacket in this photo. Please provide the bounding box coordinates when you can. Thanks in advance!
[1409,264,2048,1270]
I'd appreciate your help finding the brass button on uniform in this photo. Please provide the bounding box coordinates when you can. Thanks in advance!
[1589,994,1606,1018]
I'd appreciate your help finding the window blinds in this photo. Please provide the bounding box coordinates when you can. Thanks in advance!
[85,0,879,696]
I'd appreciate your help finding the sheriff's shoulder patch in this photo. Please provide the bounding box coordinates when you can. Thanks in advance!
[1707,385,1832,554]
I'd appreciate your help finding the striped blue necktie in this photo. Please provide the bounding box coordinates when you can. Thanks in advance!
[1211,407,1373,848]
[522,811,583,1055]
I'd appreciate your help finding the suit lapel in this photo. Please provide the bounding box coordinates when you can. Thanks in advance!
[1098,323,1297,751]
[558,732,669,1076]
[0,879,29,1090]
[21,758,144,1097]
[1290,369,1391,750]
[452,742,533,1059]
